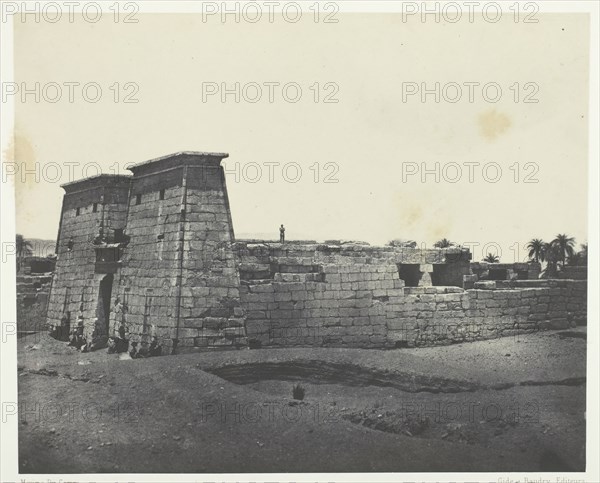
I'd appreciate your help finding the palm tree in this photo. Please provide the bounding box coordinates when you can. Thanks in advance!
[526,238,546,263]
[551,234,576,268]
[541,242,560,278]
[483,253,499,263]
[16,234,33,272]
[434,238,453,248]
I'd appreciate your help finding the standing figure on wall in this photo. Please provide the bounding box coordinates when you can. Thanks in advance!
[279,224,285,243]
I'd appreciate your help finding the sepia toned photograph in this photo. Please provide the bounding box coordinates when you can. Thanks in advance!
[1,2,598,482]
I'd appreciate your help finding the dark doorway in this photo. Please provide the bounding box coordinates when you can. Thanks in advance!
[96,274,114,335]
[431,264,463,287]
[431,264,449,286]
[488,269,508,280]
[397,264,421,287]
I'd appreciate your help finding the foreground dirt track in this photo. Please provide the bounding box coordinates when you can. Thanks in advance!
[18,329,586,473]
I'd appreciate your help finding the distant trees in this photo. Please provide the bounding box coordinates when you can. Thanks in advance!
[433,238,453,248]
[386,233,586,275]
[567,251,583,266]
[16,234,33,272]
[551,234,576,268]
[542,243,561,278]
[567,243,587,267]
[526,238,546,263]
[387,238,455,249]
[386,238,456,248]
[483,253,499,263]
[386,239,417,248]
[526,234,586,278]
[577,243,588,264]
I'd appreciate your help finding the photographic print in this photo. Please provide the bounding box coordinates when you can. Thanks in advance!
[1,2,597,482]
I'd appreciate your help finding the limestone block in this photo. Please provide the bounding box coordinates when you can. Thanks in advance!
[202,317,227,330]
[474,281,496,290]
[227,317,245,328]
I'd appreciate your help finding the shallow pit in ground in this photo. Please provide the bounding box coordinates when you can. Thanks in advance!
[255,380,583,471]
[202,359,585,471]
[203,360,480,393]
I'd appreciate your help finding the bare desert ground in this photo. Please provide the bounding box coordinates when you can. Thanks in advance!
[17,328,586,473]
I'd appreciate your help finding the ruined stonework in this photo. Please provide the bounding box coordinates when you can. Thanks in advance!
[470,262,542,283]
[47,151,587,354]
[557,265,588,280]
[393,280,586,347]
[17,256,56,334]
[235,242,587,348]
[47,153,245,353]
[235,242,472,348]
[17,256,55,307]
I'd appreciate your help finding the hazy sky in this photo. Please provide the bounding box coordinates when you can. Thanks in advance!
[10,11,589,262]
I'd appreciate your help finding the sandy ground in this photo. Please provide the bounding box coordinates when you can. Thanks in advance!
[17,329,586,473]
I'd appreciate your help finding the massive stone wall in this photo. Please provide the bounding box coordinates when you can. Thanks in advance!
[236,242,469,348]
[45,153,587,354]
[176,163,245,350]
[236,242,586,349]
[46,175,130,337]
[240,257,403,348]
[47,153,245,353]
[108,167,186,349]
[108,154,244,353]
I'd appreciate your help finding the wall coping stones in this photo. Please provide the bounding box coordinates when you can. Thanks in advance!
[233,241,472,264]
[471,262,540,271]
[61,174,131,192]
[404,286,466,295]
[128,151,229,176]
[474,281,497,290]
